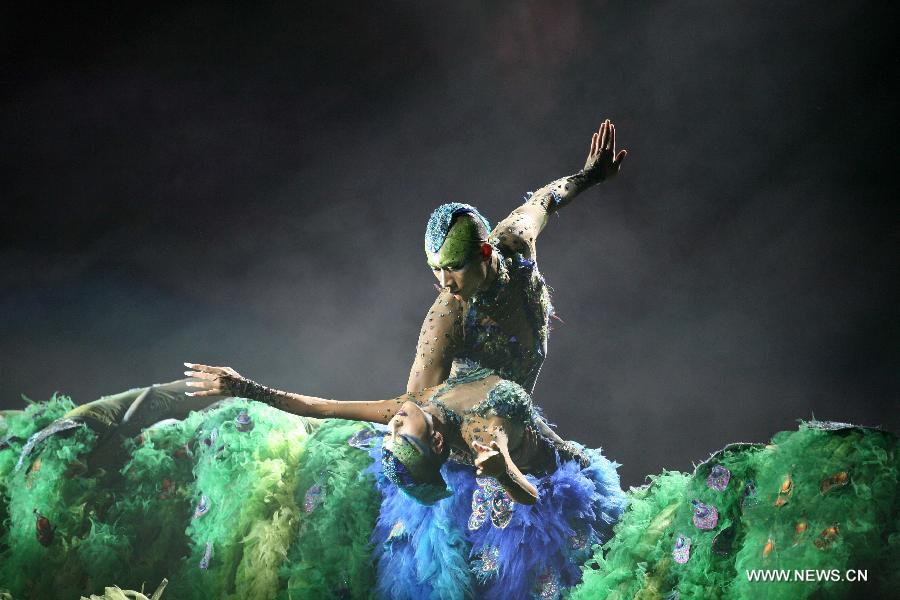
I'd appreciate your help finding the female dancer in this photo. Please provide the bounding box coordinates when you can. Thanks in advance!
[184,361,626,598]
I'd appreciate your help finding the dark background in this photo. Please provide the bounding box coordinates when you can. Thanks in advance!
[2,2,896,487]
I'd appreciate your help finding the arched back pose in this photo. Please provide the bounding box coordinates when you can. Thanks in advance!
[185,361,594,504]
[409,119,627,394]
[185,361,625,598]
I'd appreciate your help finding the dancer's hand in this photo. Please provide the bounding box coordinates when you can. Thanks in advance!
[183,362,244,397]
[583,119,627,183]
[473,440,508,478]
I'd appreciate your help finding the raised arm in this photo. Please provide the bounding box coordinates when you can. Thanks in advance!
[185,363,434,425]
[406,289,465,393]
[491,119,627,259]
[463,414,539,505]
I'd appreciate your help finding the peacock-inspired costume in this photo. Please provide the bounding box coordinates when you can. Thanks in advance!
[364,366,626,600]
[418,202,554,394]
[1,388,897,598]
[570,420,900,599]
[456,245,553,395]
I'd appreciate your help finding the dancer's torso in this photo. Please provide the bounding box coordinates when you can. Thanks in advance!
[422,369,558,476]
[455,246,552,393]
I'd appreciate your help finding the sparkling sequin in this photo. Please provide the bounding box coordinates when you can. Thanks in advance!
[347,427,379,449]
[672,534,691,564]
[304,484,325,513]
[469,379,535,425]
[707,465,731,491]
[490,492,514,529]
[234,410,253,432]
[534,569,560,599]
[193,494,210,519]
[468,485,490,530]
[691,500,718,530]
[468,477,515,530]
[200,541,213,569]
[569,529,590,551]
[473,545,501,580]
[456,244,552,393]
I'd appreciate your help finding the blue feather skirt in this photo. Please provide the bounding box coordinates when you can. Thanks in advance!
[366,439,627,600]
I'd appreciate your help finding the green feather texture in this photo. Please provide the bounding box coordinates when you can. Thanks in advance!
[2,391,897,599]
[570,421,899,599]
[280,419,380,599]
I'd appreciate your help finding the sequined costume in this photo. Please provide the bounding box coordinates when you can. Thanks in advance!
[364,365,627,599]
[410,242,553,395]
[410,187,585,396]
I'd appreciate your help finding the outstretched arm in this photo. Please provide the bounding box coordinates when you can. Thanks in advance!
[491,119,627,258]
[185,363,434,425]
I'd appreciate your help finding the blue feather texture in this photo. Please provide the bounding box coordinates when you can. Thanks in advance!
[368,439,626,599]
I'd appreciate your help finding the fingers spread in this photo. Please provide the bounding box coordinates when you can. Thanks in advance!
[184,363,226,375]
[185,370,217,380]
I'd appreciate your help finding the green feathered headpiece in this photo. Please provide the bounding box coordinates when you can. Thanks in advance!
[425,203,490,269]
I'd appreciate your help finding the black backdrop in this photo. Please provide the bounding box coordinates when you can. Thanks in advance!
[3,2,897,487]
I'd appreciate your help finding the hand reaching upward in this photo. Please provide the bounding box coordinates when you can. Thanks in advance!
[583,119,627,183]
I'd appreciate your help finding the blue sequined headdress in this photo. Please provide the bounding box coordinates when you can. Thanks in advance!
[425,203,491,254]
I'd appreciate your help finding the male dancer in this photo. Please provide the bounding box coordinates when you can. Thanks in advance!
[408,119,626,394]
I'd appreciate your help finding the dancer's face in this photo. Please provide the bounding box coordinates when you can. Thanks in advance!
[388,401,439,454]
[427,217,491,301]
[429,256,490,301]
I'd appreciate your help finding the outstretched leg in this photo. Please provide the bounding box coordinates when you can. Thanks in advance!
[16,379,227,472]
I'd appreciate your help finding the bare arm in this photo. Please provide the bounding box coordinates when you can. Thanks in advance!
[406,289,464,393]
[491,119,627,259]
[184,362,434,425]
[464,415,539,505]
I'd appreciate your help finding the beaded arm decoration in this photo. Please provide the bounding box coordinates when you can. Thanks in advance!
[218,376,323,415]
